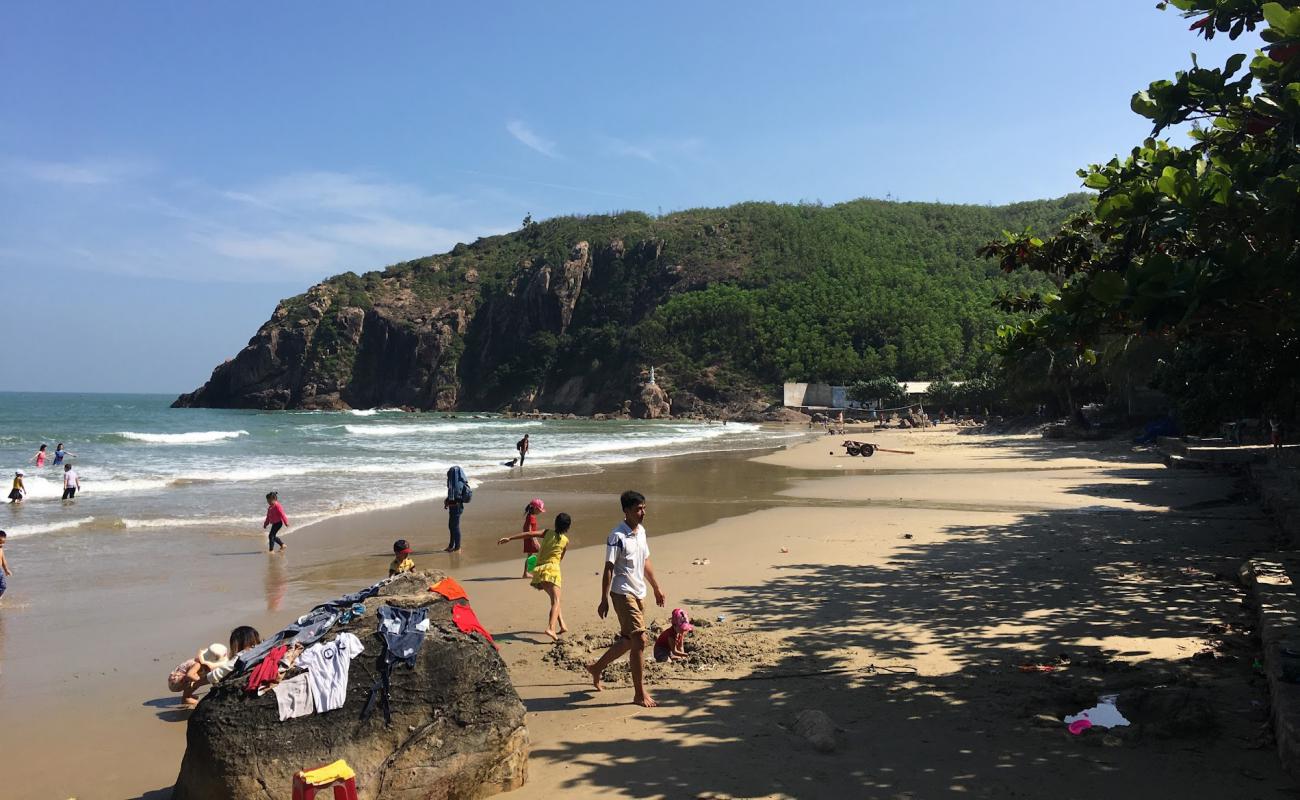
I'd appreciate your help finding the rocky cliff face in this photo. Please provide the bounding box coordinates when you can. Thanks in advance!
[175,233,682,416]
[177,197,1090,416]
[173,278,469,411]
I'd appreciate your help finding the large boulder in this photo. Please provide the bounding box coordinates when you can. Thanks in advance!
[172,571,528,800]
[634,382,671,419]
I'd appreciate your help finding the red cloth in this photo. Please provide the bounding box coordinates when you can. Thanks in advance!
[452,604,496,649]
[522,513,540,554]
[654,627,679,652]
[246,644,288,692]
[264,501,289,526]
[429,577,468,601]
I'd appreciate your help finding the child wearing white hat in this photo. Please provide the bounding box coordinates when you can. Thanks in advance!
[167,643,233,708]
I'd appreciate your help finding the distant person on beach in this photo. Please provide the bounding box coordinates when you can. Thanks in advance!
[444,465,471,552]
[1271,416,1283,450]
[654,607,694,662]
[53,443,73,466]
[499,511,570,640]
[586,490,666,708]
[62,464,80,500]
[263,491,288,553]
[30,444,47,468]
[516,434,530,466]
[8,471,25,504]
[518,498,543,578]
[389,539,415,576]
[0,531,11,599]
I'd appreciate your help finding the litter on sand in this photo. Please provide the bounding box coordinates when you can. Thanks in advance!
[1064,694,1130,731]
[692,558,711,566]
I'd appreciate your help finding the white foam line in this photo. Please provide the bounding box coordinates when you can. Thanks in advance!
[117,430,248,444]
[4,516,96,537]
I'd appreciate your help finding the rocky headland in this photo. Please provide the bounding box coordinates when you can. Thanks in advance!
[175,197,1088,417]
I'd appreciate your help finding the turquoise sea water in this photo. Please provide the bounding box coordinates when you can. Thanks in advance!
[0,392,794,538]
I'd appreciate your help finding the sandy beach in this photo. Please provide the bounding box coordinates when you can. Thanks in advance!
[1,426,1292,799]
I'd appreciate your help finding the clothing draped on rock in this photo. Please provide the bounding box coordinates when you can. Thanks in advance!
[361,605,431,724]
[245,644,289,693]
[232,579,387,674]
[452,604,496,649]
[272,672,314,721]
[429,577,468,601]
[298,632,365,713]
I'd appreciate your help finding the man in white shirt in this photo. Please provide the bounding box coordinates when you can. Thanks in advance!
[586,490,665,707]
[62,464,80,500]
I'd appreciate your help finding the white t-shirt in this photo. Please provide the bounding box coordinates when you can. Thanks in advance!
[63,469,78,488]
[605,521,650,599]
[299,632,364,712]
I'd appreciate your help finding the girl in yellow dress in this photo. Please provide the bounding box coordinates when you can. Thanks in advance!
[499,512,570,640]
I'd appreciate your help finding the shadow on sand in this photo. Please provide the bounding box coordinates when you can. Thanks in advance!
[532,459,1292,798]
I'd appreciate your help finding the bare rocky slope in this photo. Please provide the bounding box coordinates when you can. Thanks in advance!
[175,196,1088,417]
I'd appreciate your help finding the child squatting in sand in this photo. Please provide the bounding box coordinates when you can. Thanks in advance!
[499,512,570,641]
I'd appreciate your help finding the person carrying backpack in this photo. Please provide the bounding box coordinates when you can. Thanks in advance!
[443,466,472,552]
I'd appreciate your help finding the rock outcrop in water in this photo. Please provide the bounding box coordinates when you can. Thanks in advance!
[176,197,1091,416]
[171,571,528,800]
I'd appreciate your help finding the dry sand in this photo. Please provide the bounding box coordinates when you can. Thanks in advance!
[0,426,1291,798]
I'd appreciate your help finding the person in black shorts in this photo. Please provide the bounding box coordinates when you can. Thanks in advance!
[62,463,80,500]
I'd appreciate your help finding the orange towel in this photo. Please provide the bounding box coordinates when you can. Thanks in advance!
[430,577,468,601]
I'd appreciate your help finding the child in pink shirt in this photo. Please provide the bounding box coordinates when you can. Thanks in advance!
[654,608,694,662]
[264,491,289,553]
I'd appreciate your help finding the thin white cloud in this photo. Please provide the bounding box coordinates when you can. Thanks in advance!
[599,135,705,166]
[506,120,560,158]
[4,156,146,185]
[198,230,339,269]
[0,158,514,283]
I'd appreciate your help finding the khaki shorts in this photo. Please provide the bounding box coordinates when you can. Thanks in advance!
[611,592,646,639]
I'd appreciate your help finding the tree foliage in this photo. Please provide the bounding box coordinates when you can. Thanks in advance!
[981,1,1300,428]
[848,377,906,407]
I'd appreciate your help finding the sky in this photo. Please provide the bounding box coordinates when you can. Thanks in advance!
[0,1,1263,393]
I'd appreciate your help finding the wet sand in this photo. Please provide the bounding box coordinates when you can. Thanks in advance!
[1,427,1293,798]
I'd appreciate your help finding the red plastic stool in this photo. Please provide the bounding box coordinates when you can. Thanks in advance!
[292,759,358,800]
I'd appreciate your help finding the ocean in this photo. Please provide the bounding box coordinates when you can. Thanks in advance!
[0,392,796,539]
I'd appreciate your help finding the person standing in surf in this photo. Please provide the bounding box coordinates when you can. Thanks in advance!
[263,491,288,553]
[53,443,73,466]
[30,444,47,469]
[8,471,26,504]
[516,434,530,467]
[62,463,80,500]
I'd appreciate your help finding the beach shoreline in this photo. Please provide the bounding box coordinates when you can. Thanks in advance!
[0,426,1293,799]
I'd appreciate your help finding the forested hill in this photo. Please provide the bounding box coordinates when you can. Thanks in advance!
[175,194,1090,416]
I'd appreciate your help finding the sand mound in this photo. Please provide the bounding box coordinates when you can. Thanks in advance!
[544,615,778,685]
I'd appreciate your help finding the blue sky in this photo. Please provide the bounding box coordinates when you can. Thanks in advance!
[0,1,1261,393]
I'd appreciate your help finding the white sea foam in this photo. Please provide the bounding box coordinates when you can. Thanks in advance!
[117,430,249,444]
[118,514,262,529]
[342,419,541,437]
[343,423,471,436]
[5,516,96,537]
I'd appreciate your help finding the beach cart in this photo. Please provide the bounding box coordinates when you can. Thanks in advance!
[841,440,914,457]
